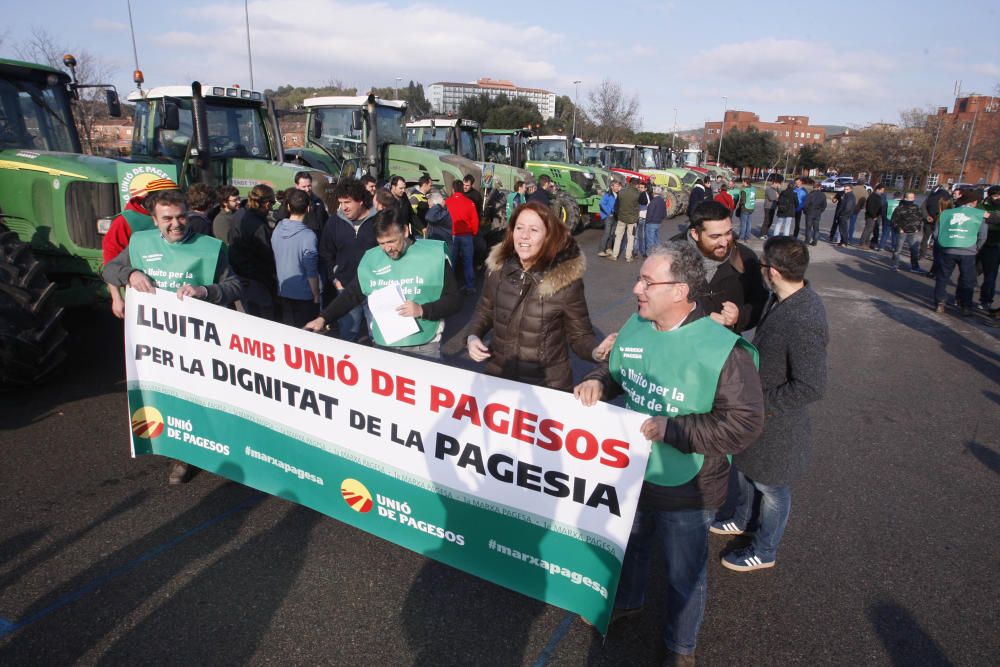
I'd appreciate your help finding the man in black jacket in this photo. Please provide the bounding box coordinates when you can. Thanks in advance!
[860,183,885,248]
[674,201,769,332]
[802,180,827,245]
[833,187,857,246]
[228,184,278,320]
[574,241,763,664]
[890,192,926,272]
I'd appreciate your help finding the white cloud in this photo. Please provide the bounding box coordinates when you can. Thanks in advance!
[676,38,895,111]
[971,62,1000,78]
[146,0,565,92]
[92,18,128,32]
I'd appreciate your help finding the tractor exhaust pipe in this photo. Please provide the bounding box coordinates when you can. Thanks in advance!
[190,81,213,184]
[365,92,378,181]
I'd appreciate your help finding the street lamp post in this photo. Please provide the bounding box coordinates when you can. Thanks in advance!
[716,96,727,166]
[572,80,581,138]
[671,107,678,149]
[395,77,402,101]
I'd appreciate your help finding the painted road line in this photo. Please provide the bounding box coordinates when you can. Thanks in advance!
[531,611,576,667]
[0,492,264,640]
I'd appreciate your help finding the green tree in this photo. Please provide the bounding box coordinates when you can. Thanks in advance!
[707,127,780,170]
[797,143,825,172]
[458,93,506,125]
[485,98,543,129]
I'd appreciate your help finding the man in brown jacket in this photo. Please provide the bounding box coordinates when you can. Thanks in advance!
[574,242,763,665]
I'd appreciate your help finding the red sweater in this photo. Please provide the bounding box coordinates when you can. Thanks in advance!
[445,193,479,236]
[715,191,735,212]
[102,197,151,264]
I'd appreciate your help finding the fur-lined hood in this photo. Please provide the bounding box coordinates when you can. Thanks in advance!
[485,238,586,299]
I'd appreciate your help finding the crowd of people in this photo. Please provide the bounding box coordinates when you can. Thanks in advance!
[98,164,1000,665]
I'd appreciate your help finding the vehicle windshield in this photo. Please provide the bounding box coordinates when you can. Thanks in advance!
[529,139,568,162]
[484,134,513,164]
[406,125,452,152]
[609,147,633,170]
[311,107,365,162]
[0,74,77,152]
[457,126,480,161]
[637,147,660,169]
[581,147,605,167]
[681,171,699,186]
[140,97,273,160]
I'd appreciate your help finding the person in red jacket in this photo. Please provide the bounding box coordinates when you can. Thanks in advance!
[714,183,735,213]
[445,179,479,294]
[102,176,179,317]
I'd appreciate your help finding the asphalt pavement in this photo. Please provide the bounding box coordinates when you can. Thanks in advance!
[1,206,998,666]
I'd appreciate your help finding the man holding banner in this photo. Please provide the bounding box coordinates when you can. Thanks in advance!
[574,241,763,666]
[104,189,242,484]
[304,211,460,360]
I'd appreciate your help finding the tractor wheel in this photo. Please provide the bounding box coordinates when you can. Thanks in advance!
[664,191,682,218]
[553,191,583,235]
[0,230,68,389]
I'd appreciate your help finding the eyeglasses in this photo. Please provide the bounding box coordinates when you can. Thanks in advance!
[636,277,683,290]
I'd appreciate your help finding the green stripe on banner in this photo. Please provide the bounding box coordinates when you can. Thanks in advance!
[128,387,623,628]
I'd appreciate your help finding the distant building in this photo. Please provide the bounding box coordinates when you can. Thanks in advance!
[90,118,134,156]
[427,78,556,120]
[704,111,826,154]
[924,94,999,188]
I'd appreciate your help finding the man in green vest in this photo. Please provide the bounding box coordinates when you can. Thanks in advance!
[303,211,461,360]
[103,189,242,484]
[574,241,764,666]
[933,189,988,316]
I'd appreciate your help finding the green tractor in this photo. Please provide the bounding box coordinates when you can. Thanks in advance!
[286,94,481,196]
[522,135,606,231]
[0,56,138,386]
[404,117,540,224]
[128,82,330,199]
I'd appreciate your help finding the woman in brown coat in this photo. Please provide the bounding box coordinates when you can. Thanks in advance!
[465,201,605,391]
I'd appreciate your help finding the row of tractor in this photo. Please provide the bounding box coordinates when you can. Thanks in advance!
[0,55,726,387]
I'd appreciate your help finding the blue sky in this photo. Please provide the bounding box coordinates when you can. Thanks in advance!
[3,0,998,132]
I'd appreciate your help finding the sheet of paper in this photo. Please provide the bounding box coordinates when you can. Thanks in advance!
[367,283,420,344]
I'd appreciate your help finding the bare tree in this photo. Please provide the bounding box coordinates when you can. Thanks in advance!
[15,28,117,154]
[587,79,641,143]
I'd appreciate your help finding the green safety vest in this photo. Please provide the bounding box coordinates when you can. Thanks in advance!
[356,239,448,347]
[610,314,758,487]
[123,208,155,233]
[128,230,222,292]
[885,198,900,221]
[743,187,757,211]
[936,206,984,249]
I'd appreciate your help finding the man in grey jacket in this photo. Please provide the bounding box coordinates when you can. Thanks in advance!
[760,177,780,239]
[712,237,828,571]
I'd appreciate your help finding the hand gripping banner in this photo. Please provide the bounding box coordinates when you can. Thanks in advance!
[124,290,650,631]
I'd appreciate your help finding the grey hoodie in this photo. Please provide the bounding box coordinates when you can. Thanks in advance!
[271,218,318,300]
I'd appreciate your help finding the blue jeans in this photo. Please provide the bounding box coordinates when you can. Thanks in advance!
[333,285,365,342]
[849,213,859,242]
[636,220,646,256]
[739,212,752,240]
[893,232,922,270]
[935,252,977,307]
[452,234,475,290]
[615,507,714,655]
[730,470,791,561]
[772,216,793,237]
[600,216,616,252]
[878,220,896,250]
[645,223,661,252]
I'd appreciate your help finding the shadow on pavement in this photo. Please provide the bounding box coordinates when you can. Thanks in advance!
[965,441,1000,476]
[0,491,148,594]
[0,306,126,430]
[0,484,260,663]
[867,598,954,666]
[868,299,1000,383]
[97,503,318,665]
[0,527,49,570]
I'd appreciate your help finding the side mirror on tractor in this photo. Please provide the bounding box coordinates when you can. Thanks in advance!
[160,102,180,131]
[106,89,122,118]
[311,115,323,139]
[351,109,363,132]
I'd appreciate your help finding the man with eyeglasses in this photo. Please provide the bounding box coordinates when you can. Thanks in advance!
[677,200,768,332]
[574,241,764,666]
